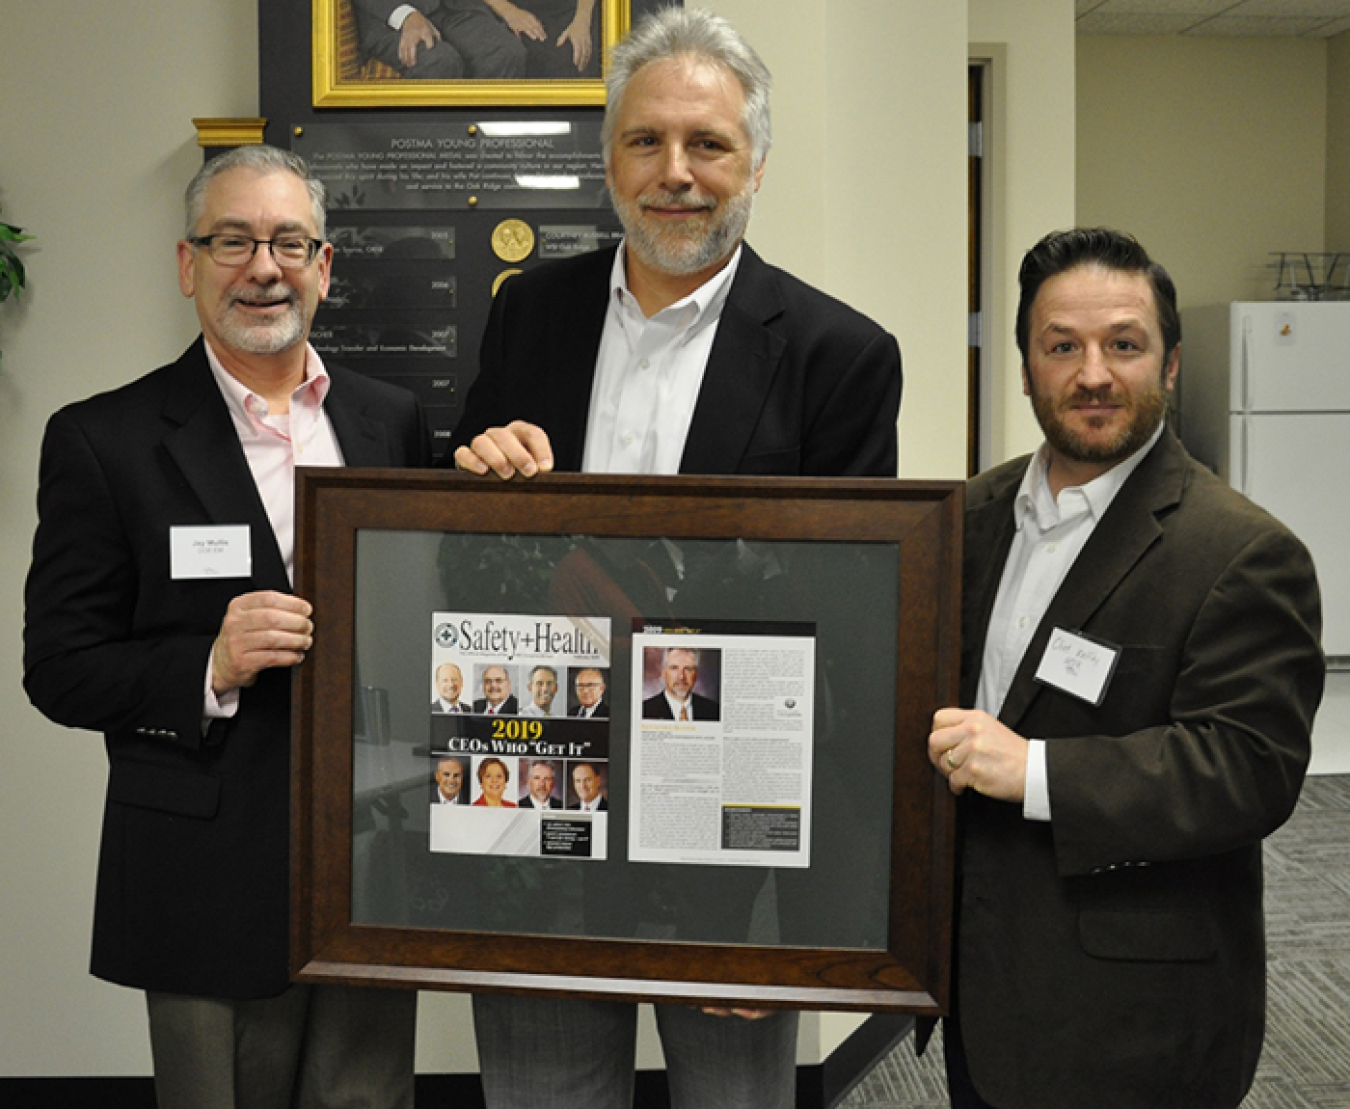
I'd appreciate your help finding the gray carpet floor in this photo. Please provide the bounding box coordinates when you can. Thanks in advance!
[839,774,1350,1109]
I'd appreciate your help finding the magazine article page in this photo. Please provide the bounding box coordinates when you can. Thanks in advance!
[628,618,815,867]
[427,612,612,860]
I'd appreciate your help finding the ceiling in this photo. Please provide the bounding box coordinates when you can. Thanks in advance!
[1077,0,1350,37]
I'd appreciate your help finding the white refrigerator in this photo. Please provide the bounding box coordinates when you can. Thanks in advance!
[1181,301,1350,659]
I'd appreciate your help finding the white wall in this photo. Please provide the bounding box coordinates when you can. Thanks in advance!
[0,0,970,1078]
[1074,32,1350,775]
[0,0,260,1077]
[969,0,1078,467]
[1326,30,1350,250]
[712,0,970,480]
[1077,35,1327,308]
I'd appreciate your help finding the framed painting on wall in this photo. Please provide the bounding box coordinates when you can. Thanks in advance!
[313,0,630,108]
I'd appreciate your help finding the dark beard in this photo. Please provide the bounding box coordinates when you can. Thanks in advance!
[1030,382,1168,465]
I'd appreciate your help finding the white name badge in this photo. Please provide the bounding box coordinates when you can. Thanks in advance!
[170,525,252,580]
[1034,627,1119,706]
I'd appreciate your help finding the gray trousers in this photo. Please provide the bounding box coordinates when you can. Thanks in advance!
[146,983,416,1109]
[473,994,799,1109]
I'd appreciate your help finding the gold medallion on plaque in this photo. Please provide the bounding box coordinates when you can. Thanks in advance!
[491,219,535,263]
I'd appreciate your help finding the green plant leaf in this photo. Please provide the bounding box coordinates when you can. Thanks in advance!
[1,254,25,298]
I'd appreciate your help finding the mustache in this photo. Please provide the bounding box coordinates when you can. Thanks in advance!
[638,189,715,212]
[228,284,298,308]
[1063,385,1125,406]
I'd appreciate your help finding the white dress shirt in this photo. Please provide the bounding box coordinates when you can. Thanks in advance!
[663,692,697,721]
[977,422,1163,820]
[581,244,741,475]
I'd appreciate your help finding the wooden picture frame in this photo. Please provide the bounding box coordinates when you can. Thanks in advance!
[312,0,629,108]
[291,469,960,1013]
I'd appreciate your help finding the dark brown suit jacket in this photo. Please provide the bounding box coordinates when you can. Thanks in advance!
[955,428,1323,1108]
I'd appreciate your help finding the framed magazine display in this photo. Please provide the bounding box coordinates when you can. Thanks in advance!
[291,469,961,1014]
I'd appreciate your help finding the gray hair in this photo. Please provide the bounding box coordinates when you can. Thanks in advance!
[602,7,772,170]
[183,144,327,240]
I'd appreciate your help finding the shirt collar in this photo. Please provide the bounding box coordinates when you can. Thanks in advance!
[204,340,331,438]
[1014,419,1166,534]
[608,240,742,341]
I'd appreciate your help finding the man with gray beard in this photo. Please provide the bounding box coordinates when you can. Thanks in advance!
[448,10,901,1109]
[24,144,425,1108]
[451,6,901,485]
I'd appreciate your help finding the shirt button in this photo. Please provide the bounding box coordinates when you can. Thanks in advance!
[1017,615,1029,629]
[1045,542,1058,553]
[639,358,651,370]
[621,431,635,446]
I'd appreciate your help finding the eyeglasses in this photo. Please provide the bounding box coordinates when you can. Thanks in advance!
[189,234,324,269]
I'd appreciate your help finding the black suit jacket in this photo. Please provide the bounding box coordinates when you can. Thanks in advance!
[954,429,1323,1108]
[571,701,609,719]
[518,795,560,810]
[568,797,608,812]
[23,338,426,998]
[450,243,902,477]
[642,691,720,722]
[472,695,519,715]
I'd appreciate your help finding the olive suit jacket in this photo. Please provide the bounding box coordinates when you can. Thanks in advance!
[24,338,426,998]
[954,428,1323,1108]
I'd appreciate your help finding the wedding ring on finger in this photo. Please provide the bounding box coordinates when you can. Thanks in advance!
[945,749,957,771]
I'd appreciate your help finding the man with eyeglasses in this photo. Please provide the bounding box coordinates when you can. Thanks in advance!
[23,144,426,1109]
[571,667,608,718]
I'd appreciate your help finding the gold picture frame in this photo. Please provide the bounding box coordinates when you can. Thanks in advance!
[313,0,628,108]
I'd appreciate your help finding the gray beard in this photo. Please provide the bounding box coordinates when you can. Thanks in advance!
[217,296,306,355]
[613,186,755,278]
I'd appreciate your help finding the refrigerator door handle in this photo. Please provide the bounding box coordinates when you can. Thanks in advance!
[1239,314,1253,413]
[1235,416,1248,495]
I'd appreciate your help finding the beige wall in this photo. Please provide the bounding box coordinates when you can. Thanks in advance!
[714,0,970,479]
[1329,30,1350,250]
[970,0,1078,465]
[0,0,969,1078]
[0,0,260,1077]
[1077,35,1327,309]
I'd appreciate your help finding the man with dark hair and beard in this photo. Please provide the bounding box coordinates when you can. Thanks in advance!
[448,9,901,1109]
[926,227,1324,1109]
